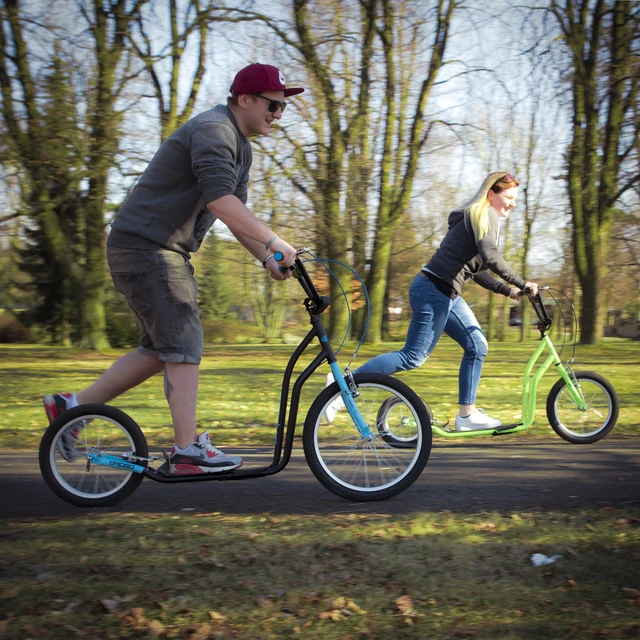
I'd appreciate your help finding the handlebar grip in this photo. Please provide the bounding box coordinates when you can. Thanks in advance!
[272,251,295,274]
[517,285,547,297]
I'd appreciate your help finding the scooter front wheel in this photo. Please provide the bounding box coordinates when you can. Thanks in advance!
[303,373,432,501]
[39,404,148,507]
[546,371,619,444]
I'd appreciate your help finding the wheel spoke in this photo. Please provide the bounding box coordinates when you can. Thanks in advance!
[547,373,618,443]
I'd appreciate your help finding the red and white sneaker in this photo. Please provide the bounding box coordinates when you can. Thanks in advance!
[169,432,243,475]
[43,393,77,423]
[43,393,82,462]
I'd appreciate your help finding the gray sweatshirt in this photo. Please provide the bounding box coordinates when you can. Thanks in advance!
[108,105,251,257]
[424,207,526,296]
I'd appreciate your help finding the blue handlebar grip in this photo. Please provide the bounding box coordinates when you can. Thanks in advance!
[272,251,295,274]
[273,251,286,274]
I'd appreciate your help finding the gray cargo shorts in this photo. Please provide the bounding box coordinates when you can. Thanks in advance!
[107,246,203,364]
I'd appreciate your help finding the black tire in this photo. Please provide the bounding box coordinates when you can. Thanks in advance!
[303,373,432,501]
[546,371,619,444]
[39,404,148,507]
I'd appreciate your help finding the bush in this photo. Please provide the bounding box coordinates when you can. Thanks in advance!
[0,314,36,343]
[202,319,264,343]
[106,313,141,348]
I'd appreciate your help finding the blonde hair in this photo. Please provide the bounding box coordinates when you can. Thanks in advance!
[465,171,520,240]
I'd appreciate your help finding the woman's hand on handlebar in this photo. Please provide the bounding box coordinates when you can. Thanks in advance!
[517,282,539,298]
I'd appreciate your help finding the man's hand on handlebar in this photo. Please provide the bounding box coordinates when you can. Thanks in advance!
[267,237,297,280]
[265,255,293,281]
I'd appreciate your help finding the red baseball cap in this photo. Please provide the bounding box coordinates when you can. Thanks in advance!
[230,63,305,97]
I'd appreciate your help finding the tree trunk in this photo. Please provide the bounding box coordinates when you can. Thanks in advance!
[363,0,456,343]
[0,0,146,348]
[550,0,638,344]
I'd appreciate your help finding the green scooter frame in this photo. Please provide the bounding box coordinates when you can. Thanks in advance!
[432,333,585,439]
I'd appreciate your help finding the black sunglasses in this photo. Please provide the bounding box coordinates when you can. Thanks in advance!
[253,94,287,114]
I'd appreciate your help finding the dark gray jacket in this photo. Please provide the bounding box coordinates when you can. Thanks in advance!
[108,105,251,257]
[424,207,526,296]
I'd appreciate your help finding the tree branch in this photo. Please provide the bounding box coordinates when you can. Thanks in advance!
[0,210,25,224]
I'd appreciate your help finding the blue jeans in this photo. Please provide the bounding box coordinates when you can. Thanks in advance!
[356,273,488,405]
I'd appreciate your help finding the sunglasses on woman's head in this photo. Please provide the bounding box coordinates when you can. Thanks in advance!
[492,173,518,190]
[254,94,287,113]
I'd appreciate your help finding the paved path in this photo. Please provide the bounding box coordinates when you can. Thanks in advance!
[2,439,638,518]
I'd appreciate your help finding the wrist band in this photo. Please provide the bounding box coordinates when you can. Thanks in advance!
[262,254,274,268]
[265,234,278,251]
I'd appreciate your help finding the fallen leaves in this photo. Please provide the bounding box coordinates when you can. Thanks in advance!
[243,530,263,541]
[394,595,420,625]
[318,597,367,621]
[147,619,165,637]
[623,588,640,607]
[394,595,416,617]
[5,506,640,640]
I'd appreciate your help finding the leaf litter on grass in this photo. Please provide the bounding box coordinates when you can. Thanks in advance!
[1,508,639,639]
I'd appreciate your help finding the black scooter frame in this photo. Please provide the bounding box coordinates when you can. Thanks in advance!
[142,254,336,484]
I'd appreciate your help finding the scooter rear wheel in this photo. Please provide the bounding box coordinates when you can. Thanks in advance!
[39,404,148,507]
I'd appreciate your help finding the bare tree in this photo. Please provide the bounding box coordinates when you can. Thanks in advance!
[129,0,214,141]
[230,0,460,342]
[0,0,147,348]
[546,0,640,343]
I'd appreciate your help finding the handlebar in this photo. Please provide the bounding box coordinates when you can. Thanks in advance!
[516,285,549,297]
[518,286,552,334]
[271,248,328,314]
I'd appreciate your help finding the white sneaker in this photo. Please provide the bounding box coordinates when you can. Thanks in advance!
[455,408,502,431]
[324,373,345,424]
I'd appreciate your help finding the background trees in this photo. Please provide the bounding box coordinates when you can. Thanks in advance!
[0,0,638,347]
[544,0,640,343]
[0,0,147,348]
[242,0,460,343]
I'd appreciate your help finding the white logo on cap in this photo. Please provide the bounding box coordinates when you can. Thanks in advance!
[278,70,285,86]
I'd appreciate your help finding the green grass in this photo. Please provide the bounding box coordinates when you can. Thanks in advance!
[2,509,639,639]
[0,335,638,449]
[1,339,639,638]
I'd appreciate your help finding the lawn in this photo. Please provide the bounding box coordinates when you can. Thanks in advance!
[2,509,639,639]
[0,335,637,449]
[1,338,638,639]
